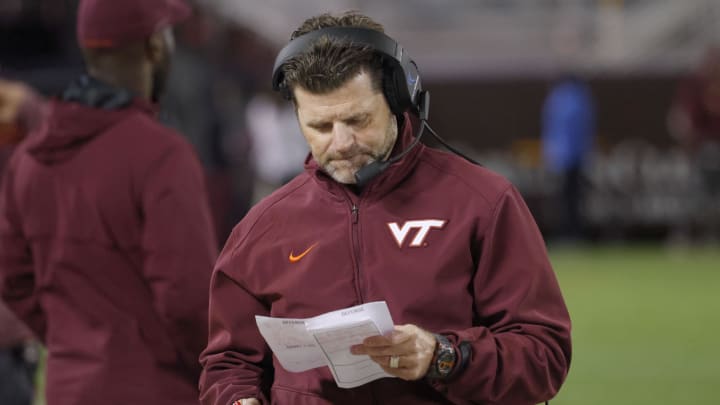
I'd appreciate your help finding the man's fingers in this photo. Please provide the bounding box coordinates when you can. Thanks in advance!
[388,328,413,344]
[363,329,411,347]
[369,354,420,369]
[350,344,366,355]
[360,334,392,347]
[362,330,406,346]
[357,337,415,357]
[351,342,411,356]
[377,360,425,381]
[370,355,406,369]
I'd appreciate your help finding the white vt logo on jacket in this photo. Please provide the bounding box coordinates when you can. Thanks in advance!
[387,219,446,248]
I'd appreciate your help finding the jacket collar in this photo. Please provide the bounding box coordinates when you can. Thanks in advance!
[60,74,159,117]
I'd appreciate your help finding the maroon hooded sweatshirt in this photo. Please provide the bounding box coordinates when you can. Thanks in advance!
[0,91,218,404]
[199,116,572,405]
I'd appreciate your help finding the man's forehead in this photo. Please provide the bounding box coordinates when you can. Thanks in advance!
[295,71,382,117]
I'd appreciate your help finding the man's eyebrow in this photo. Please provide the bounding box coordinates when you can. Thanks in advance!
[345,112,370,122]
[306,118,332,128]
[307,112,370,128]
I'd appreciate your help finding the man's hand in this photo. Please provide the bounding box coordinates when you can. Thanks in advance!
[0,79,32,124]
[0,79,35,145]
[351,324,437,381]
[235,399,260,405]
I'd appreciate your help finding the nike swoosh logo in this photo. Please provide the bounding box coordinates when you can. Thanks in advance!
[289,243,318,263]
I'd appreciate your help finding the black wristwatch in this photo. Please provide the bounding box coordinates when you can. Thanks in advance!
[425,333,457,379]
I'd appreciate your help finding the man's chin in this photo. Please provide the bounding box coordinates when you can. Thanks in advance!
[325,166,357,184]
[330,172,357,184]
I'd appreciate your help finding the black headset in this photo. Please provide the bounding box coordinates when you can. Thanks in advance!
[271,27,428,120]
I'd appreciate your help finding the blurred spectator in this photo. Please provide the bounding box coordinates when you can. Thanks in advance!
[163,15,257,243]
[0,2,217,405]
[245,90,307,200]
[667,46,720,242]
[669,46,720,154]
[541,74,596,240]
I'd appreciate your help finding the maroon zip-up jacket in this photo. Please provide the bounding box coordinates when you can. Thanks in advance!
[199,118,571,405]
[0,97,218,405]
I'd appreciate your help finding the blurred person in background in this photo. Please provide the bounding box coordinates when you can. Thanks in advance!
[162,13,256,243]
[0,78,44,405]
[0,1,218,405]
[668,46,720,243]
[541,74,596,241]
[200,11,571,405]
[245,88,307,200]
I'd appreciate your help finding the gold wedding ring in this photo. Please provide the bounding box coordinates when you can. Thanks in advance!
[389,355,400,369]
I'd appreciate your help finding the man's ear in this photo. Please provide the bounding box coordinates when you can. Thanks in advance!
[145,31,165,65]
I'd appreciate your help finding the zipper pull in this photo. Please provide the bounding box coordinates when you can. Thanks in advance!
[351,204,359,224]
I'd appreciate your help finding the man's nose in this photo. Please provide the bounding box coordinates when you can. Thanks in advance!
[331,123,354,153]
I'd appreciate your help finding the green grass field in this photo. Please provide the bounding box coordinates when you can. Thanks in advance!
[549,244,720,405]
[31,244,719,405]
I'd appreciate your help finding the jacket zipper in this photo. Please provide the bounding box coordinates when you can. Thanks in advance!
[350,203,364,304]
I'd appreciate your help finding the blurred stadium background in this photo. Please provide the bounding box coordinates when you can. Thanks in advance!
[2,1,719,404]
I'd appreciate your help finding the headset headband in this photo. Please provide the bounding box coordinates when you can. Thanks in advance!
[271,26,423,115]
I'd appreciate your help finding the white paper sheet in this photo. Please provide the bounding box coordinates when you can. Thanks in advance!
[254,317,325,372]
[255,301,395,388]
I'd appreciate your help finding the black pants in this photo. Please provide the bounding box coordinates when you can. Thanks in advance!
[0,347,35,405]
[559,166,584,239]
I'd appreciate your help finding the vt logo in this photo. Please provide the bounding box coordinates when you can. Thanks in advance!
[387,219,446,248]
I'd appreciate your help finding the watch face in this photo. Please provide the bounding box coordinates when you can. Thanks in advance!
[437,351,455,374]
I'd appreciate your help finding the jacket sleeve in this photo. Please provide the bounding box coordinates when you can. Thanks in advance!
[433,185,572,405]
[0,164,46,340]
[199,230,272,405]
[140,142,218,378]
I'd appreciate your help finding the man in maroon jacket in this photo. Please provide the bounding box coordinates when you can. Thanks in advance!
[0,1,218,404]
[199,12,571,405]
